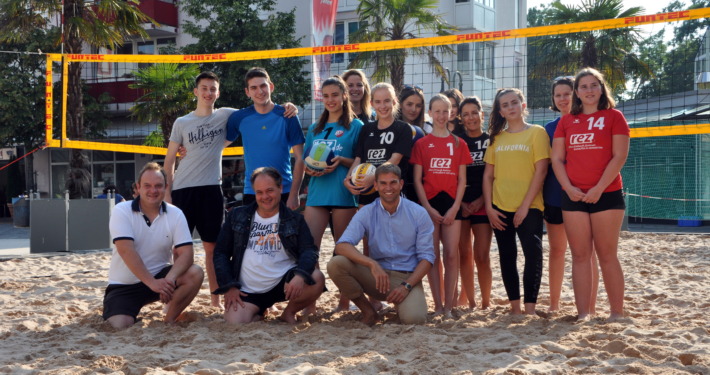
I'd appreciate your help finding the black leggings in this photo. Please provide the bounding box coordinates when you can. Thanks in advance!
[492,205,543,304]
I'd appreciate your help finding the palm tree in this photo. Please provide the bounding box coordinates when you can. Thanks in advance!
[0,0,155,168]
[347,0,457,93]
[129,63,199,147]
[529,0,652,91]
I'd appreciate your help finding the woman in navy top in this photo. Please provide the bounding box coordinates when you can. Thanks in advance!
[543,77,599,313]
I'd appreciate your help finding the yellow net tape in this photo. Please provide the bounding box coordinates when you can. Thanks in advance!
[46,8,710,155]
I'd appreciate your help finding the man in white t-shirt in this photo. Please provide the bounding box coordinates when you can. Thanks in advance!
[212,167,324,324]
[103,162,204,329]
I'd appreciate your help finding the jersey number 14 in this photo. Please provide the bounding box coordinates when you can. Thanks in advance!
[587,117,605,130]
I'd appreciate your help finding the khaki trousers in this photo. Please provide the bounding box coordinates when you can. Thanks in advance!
[327,255,428,325]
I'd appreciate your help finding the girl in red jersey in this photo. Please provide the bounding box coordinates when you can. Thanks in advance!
[455,96,493,311]
[411,94,472,317]
[551,68,630,321]
[543,77,600,314]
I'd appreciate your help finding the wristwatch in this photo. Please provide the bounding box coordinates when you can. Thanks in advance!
[401,282,412,291]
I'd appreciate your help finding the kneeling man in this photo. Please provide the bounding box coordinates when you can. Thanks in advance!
[104,162,204,328]
[213,167,324,324]
[328,163,435,325]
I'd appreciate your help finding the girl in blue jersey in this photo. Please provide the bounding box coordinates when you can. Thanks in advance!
[304,76,364,314]
[543,77,600,313]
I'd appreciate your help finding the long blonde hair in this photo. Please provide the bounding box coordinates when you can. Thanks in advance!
[429,94,459,148]
[342,70,373,118]
[371,83,400,120]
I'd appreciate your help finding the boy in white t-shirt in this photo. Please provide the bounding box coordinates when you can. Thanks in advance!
[103,162,204,329]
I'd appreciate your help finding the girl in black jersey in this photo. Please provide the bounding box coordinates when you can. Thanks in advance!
[454,96,493,310]
[342,70,375,123]
[397,86,427,203]
[443,88,465,134]
[344,82,413,207]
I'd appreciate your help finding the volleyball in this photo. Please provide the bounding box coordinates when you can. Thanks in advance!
[350,163,377,195]
[411,124,425,144]
[305,142,336,172]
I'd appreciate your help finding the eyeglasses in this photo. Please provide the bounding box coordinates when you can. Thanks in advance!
[554,76,574,81]
[403,84,423,91]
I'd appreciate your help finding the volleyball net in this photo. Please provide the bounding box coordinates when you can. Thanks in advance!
[44,7,710,220]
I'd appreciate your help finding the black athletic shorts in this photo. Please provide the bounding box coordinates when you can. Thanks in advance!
[102,266,173,321]
[561,189,625,214]
[428,191,464,220]
[242,192,290,206]
[172,185,224,243]
[404,184,420,204]
[241,270,295,316]
[543,204,564,225]
[308,205,356,211]
[358,191,380,206]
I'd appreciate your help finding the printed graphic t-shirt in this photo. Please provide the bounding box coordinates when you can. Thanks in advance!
[226,105,305,194]
[483,125,550,212]
[305,119,364,207]
[410,134,473,200]
[169,108,237,190]
[354,119,412,181]
[455,131,490,202]
[238,212,297,294]
[554,109,630,193]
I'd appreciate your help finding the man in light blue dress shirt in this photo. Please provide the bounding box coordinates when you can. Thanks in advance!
[328,163,435,326]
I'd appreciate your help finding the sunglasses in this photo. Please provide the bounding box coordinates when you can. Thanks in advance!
[554,76,574,81]
[403,84,424,91]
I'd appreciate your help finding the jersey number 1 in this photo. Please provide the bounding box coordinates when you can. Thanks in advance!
[447,143,453,155]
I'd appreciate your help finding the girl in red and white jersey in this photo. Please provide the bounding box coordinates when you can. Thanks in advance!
[411,94,472,317]
[551,68,630,321]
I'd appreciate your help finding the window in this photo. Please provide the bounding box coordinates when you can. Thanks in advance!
[485,44,494,79]
[515,0,520,29]
[457,44,471,74]
[515,60,521,88]
[137,41,154,69]
[50,150,136,200]
[332,21,363,65]
[157,38,176,54]
[475,43,495,79]
[333,23,345,63]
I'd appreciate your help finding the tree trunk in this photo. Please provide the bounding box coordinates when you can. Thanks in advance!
[389,52,406,95]
[65,0,86,170]
[581,33,598,69]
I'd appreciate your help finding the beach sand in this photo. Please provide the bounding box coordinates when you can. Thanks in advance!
[1,232,709,374]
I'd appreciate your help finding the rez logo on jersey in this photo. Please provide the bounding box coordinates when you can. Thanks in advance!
[367,149,386,159]
[430,158,452,168]
[570,133,595,145]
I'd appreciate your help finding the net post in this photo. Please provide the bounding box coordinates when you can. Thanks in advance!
[621,188,629,232]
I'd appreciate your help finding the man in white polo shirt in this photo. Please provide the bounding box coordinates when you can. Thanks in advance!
[103,162,204,328]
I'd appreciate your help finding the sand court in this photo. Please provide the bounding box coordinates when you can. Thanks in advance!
[1,232,709,374]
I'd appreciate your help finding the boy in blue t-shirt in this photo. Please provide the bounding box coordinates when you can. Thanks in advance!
[226,68,305,210]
